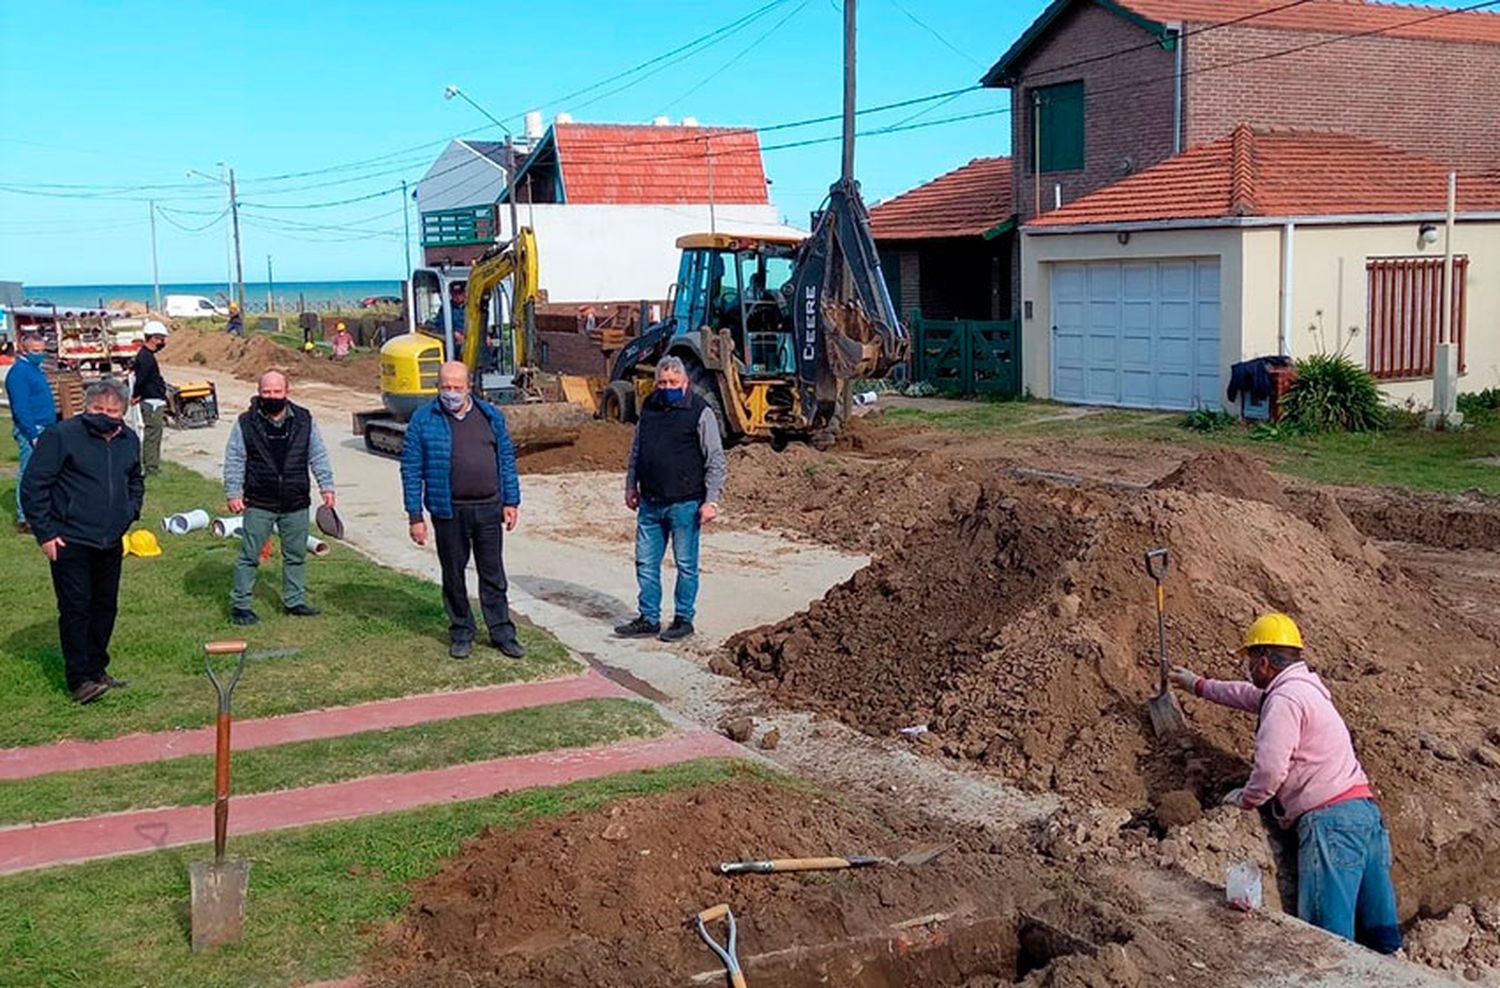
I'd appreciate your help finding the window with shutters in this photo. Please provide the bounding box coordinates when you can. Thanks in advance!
[1366,256,1468,380]
[1028,80,1085,173]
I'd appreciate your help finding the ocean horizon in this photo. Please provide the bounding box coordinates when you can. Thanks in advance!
[21,280,404,311]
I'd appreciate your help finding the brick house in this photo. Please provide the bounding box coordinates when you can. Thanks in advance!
[982,0,1500,410]
[869,157,1015,322]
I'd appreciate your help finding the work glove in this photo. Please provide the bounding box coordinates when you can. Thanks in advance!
[1222,786,1246,808]
[1170,666,1198,692]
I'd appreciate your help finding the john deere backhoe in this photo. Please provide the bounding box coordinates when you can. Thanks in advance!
[354,228,591,455]
[600,178,907,449]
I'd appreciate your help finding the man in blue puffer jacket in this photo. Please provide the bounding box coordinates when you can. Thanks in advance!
[5,331,59,532]
[400,361,523,660]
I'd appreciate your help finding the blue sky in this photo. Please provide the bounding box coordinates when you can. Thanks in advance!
[0,0,1030,285]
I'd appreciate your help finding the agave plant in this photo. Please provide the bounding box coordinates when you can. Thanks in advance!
[1280,354,1386,433]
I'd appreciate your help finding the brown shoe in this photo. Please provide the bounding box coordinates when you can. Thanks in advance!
[100,673,130,689]
[71,681,109,704]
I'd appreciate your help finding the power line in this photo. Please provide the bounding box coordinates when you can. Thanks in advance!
[155,206,230,233]
[884,0,986,68]
[654,0,813,116]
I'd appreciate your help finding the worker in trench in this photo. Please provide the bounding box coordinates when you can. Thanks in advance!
[1171,613,1402,954]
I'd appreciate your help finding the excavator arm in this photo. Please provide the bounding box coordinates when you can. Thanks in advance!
[789,176,908,425]
[460,227,540,373]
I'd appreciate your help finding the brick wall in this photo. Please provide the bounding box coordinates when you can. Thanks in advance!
[899,249,921,324]
[536,330,610,377]
[1008,2,1179,227]
[1184,25,1500,173]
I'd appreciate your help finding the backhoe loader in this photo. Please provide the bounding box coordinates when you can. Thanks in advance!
[353,228,592,455]
[600,178,906,449]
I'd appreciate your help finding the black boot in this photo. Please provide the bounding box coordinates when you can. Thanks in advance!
[613,615,660,637]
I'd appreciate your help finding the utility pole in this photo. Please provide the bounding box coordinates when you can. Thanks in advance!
[148,200,162,313]
[705,136,717,234]
[841,0,857,184]
[401,179,412,273]
[503,134,521,247]
[1429,171,1462,428]
[229,167,245,312]
[266,254,274,317]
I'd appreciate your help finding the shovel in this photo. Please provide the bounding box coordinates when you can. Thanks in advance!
[695,903,748,988]
[1144,549,1187,737]
[189,640,251,951]
[718,843,951,875]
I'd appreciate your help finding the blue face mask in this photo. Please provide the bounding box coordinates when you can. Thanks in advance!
[657,386,686,404]
[25,352,45,365]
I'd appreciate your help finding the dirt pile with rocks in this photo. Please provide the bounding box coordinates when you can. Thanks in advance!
[158,326,379,392]
[515,421,634,474]
[732,452,1500,921]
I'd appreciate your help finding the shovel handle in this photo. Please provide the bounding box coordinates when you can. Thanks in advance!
[204,641,248,712]
[1144,548,1169,583]
[719,856,873,874]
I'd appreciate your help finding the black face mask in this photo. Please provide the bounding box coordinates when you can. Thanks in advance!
[259,396,288,415]
[81,413,122,435]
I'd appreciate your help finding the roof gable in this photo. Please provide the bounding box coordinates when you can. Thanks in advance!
[1026,126,1500,228]
[869,157,1015,240]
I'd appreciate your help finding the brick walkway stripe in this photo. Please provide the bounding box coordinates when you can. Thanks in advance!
[0,731,743,875]
[0,671,628,781]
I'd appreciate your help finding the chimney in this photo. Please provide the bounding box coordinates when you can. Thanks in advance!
[681,116,700,127]
[652,115,672,127]
[524,111,544,140]
[555,111,574,125]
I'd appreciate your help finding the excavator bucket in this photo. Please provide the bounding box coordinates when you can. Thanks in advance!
[500,401,591,451]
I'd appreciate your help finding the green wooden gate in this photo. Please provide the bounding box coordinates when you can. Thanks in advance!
[909,312,1021,396]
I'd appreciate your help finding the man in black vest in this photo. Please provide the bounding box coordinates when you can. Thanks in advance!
[131,320,169,475]
[613,356,727,642]
[223,370,336,625]
[22,379,144,704]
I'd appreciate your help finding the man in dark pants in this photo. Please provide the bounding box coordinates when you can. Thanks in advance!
[131,320,169,475]
[223,370,336,625]
[21,380,144,704]
[401,361,524,660]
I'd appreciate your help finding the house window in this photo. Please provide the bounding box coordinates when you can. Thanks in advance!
[1029,80,1084,173]
[1366,256,1468,380]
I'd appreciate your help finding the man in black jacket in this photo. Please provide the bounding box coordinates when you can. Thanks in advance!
[222,370,336,625]
[613,356,727,642]
[21,380,145,704]
[131,320,169,475]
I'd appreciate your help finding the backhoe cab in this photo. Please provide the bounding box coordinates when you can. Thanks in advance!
[604,179,907,449]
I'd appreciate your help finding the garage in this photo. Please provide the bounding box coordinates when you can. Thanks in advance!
[1049,258,1221,410]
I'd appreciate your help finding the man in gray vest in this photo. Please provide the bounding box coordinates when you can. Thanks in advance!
[613,356,726,642]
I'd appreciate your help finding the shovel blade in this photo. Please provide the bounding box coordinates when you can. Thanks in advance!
[1149,691,1187,737]
[894,842,954,867]
[189,858,250,951]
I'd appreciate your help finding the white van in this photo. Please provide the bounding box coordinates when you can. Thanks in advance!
[163,294,228,318]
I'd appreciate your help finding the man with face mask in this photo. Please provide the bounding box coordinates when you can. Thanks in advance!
[613,356,726,642]
[4,331,58,533]
[400,361,523,660]
[21,380,143,704]
[1171,613,1401,954]
[222,370,336,625]
[131,321,170,476]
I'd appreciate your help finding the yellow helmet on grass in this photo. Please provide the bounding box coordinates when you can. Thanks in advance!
[123,529,163,558]
[1241,612,1303,652]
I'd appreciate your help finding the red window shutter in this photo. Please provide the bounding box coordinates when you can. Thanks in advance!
[1365,256,1467,380]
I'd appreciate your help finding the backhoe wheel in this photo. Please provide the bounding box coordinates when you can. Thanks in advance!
[684,357,737,447]
[601,381,637,424]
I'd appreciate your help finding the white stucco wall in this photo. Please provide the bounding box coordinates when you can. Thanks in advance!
[503,203,803,303]
[1022,220,1500,409]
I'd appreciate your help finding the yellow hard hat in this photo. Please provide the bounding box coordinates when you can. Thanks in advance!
[336,321,346,330]
[1242,612,1303,652]
[125,529,163,558]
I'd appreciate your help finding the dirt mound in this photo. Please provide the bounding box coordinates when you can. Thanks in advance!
[1288,484,1500,552]
[732,452,1500,921]
[158,326,379,393]
[367,780,1026,988]
[516,420,634,474]
[1150,448,1288,509]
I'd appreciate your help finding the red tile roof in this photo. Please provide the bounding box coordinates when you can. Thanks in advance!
[551,123,769,205]
[869,157,1015,240]
[1119,0,1500,45]
[1026,126,1500,228]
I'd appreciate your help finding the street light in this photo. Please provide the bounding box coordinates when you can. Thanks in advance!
[186,164,244,312]
[442,85,522,250]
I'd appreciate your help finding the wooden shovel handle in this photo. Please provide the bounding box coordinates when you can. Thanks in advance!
[205,640,248,655]
[719,856,861,874]
[697,903,731,923]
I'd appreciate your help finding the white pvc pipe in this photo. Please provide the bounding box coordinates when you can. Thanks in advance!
[306,536,331,557]
[162,509,210,535]
[1279,221,1296,357]
[212,516,244,538]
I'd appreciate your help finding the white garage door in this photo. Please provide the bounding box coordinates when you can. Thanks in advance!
[1051,259,1221,410]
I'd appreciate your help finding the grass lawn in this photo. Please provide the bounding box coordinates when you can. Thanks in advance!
[0,419,577,748]
[0,758,765,988]
[884,400,1500,495]
[0,698,665,827]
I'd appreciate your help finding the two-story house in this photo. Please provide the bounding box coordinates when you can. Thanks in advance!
[984,0,1500,409]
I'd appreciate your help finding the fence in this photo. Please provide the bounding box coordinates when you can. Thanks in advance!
[908,312,1021,397]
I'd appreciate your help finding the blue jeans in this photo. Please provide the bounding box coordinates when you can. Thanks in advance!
[1296,798,1402,954]
[14,428,33,524]
[635,498,701,625]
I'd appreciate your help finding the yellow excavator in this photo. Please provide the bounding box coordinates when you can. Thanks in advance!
[353,228,592,455]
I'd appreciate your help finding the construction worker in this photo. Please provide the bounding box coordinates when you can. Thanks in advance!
[5,331,58,533]
[131,321,169,476]
[331,322,354,358]
[226,301,243,337]
[1171,614,1401,954]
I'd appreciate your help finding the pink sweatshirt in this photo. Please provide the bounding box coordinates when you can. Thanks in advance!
[1195,662,1370,827]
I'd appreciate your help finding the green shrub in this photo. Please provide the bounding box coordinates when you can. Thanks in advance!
[1457,388,1500,423]
[1180,407,1237,432]
[1280,354,1386,432]
[190,351,207,365]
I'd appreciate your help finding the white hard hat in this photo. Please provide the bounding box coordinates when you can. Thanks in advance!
[143,320,170,338]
